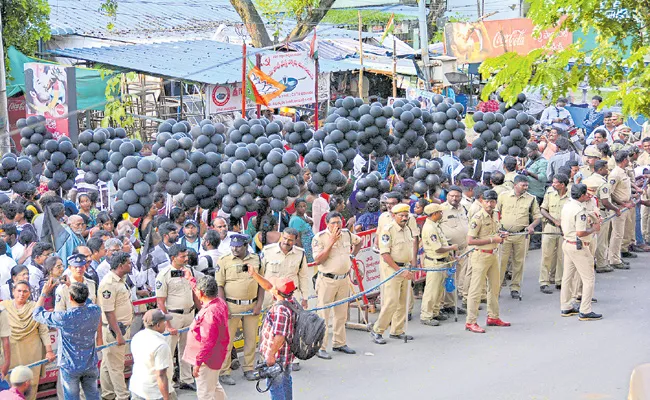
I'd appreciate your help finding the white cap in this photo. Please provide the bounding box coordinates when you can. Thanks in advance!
[10,365,33,384]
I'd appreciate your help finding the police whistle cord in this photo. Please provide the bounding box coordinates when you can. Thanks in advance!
[15,327,192,372]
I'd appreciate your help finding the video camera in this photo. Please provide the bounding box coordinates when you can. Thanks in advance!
[253,361,284,393]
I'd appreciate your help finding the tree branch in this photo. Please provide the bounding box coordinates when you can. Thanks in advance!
[230,0,274,47]
[284,0,336,43]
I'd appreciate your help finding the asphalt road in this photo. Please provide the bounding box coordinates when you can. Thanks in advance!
[178,248,650,400]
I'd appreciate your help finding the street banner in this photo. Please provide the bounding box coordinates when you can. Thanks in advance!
[207,82,253,114]
[260,52,316,108]
[444,18,572,63]
[8,95,26,151]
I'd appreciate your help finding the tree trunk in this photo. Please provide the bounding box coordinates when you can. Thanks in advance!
[284,0,337,43]
[229,0,273,47]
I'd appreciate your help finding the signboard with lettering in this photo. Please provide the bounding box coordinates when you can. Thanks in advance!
[206,82,254,114]
[259,52,316,108]
[8,95,26,151]
[444,18,572,63]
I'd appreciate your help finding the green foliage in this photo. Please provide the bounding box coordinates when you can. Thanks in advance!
[100,70,136,129]
[99,0,118,30]
[479,0,650,116]
[320,10,410,26]
[1,0,51,78]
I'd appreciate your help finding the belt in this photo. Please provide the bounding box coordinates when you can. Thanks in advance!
[226,298,258,305]
[566,240,590,247]
[319,271,349,280]
[503,228,525,233]
[168,307,195,314]
[479,249,497,254]
[425,256,447,262]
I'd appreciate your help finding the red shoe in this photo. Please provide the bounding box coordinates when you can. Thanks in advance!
[486,318,511,327]
[465,323,486,333]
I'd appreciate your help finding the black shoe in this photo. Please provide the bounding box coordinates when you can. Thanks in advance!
[579,312,603,321]
[576,296,598,303]
[408,313,412,321]
[389,333,414,340]
[561,308,579,317]
[244,371,259,381]
[316,350,332,360]
[621,251,638,258]
[511,290,521,299]
[480,298,487,304]
[421,319,440,326]
[231,357,241,370]
[219,375,236,386]
[178,383,197,391]
[555,284,561,290]
[433,314,448,321]
[370,330,387,345]
[612,263,630,270]
[505,271,513,280]
[528,244,541,250]
[540,285,553,294]
[333,345,356,354]
[291,362,301,371]
[596,265,614,273]
[455,307,467,315]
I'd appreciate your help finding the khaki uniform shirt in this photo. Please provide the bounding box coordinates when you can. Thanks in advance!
[0,305,9,367]
[637,151,650,166]
[578,165,593,182]
[541,189,569,231]
[98,270,134,326]
[312,229,361,275]
[609,165,632,203]
[155,265,194,311]
[561,199,593,242]
[215,252,262,301]
[589,174,613,215]
[460,196,473,210]
[496,190,542,232]
[376,212,420,239]
[378,221,416,264]
[439,202,468,248]
[261,243,310,300]
[493,184,509,196]
[421,219,450,265]
[55,277,97,311]
[468,208,499,250]
[468,199,482,219]
[503,171,517,190]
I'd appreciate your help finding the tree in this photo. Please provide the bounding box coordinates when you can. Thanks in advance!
[1,0,51,77]
[478,0,650,117]
[427,0,447,43]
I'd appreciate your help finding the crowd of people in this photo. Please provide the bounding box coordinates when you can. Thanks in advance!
[0,100,649,400]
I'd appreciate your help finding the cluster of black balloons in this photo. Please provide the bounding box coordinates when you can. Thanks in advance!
[78,128,122,184]
[283,121,313,156]
[354,171,391,203]
[498,93,527,113]
[413,159,443,195]
[0,154,35,194]
[350,102,392,157]
[153,124,193,195]
[106,138,143,178]
[426,97,467,154]
[229,118,276,144]
[315,116,358,171]
[42,137,79,191]
[17,116,52,163]
[190,119,226,154]
[470,111,502,161]
[392,99,428,158]
[181,152,221,210]
[216,157,259,219]
[498,108,535,157]
[304,145,347,195]
[113,156,158,218]
[260,148,301,211]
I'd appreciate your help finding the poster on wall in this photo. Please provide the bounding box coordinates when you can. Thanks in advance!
[260,52,316,108]
[24,63,78,141]
[8,95,26,151]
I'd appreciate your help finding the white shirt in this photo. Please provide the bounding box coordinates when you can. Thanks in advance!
[215,232,253,257]
[0,255,16,286]
[27,262,44,291]
[0,284,10,301]
[11,243,24,264]
[97,260,110,283]
[198,248,220,272]
[540,105,574,131]
[129,328,175,399]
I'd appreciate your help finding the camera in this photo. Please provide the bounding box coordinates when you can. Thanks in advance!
[252,361,284,393]
[171,270,183,278]
[242,264,250,273]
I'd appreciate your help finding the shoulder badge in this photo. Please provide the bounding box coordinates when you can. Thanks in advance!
[470,221,478,229]
[155,280,163,290]
[430,234,438,242]
[102,290,112,299]
[610,179,616,185]
[602,187,608,194]
[580,214,587,221]
[55,294,61,304]
[381,234,390,244]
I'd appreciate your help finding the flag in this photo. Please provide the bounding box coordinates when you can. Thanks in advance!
[245,59,286,107]
[40,204,69,252]
[380,14,395,45]
[309,28,318,60]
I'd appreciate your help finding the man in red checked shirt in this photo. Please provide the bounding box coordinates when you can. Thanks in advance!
[248,268,296,400]
[181,273,229,400]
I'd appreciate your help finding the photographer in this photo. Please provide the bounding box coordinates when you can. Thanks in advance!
[248,267,297,400]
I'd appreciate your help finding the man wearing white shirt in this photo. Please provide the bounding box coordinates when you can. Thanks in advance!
[0,238,16,285]
[28,242,53,290]
[198,230,221,274]
[540,98,574,132]
[96,238,123,283]
[0,225,24,264]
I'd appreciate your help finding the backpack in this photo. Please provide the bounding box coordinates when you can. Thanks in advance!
[279,300,326,360]
[200,255,215,275]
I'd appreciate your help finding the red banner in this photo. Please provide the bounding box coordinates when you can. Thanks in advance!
[8,95,25,151]
[444,18,572,63]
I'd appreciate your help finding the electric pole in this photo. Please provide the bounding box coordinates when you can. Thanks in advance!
[418,0,432,90]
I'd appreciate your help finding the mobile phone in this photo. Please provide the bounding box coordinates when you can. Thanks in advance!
[171,270,183,278]
[242,264,249,273]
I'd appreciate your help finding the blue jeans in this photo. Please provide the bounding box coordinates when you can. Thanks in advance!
[268,368,292,400]
[60,366,101,400]
[636,205,645,245]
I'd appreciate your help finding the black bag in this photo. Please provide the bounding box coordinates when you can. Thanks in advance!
[280,300,325,360]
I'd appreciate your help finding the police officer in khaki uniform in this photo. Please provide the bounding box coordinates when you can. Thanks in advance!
[215,234,264,385]
[370,204,417,344]
[559,184,602,321]
[496,174,542,299]
[575,145,601,183]
[465,190,511,333]
[623,146,642,254]
[312,212,362,358]
[420,203,458,326]
[462,186,488,306]
[539,173,570,294]
[490,171,509,196]
[439,185,469,313]
[97,251,134,400]
[155,244,197,390]
[608,150,636,269]
[503,156,518,190]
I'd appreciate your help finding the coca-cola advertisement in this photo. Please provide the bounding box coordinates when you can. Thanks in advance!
[24,62,78,142]
[444,18,573,63]
[8,95,25,151]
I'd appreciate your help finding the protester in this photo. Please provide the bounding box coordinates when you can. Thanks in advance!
[288,199,315,262]
[0,366,33,400]
[38,256,64,308]
[0,300,10,384]
[0,266,29,302]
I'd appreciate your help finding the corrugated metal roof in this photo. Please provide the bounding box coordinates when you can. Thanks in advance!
[287,41,355,61]
[48,39,359,83]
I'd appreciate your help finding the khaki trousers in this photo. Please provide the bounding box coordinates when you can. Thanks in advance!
[316,275,349,350]
[609,210,626,264]
[221,302,258,374]
[499,235,527,292]
[197,365,227,400]
[420,269,445,321]
[539,225,563,286]
[443,247,467,307]
[595,218,612,269]
[168,313,194,385]
[100,326,131,400]
[642,205,650,243]
[560,241,595,314]
[462,251,486,302]
[373,265,408,335]
[466,251,500,324]
[623,207,636,248]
